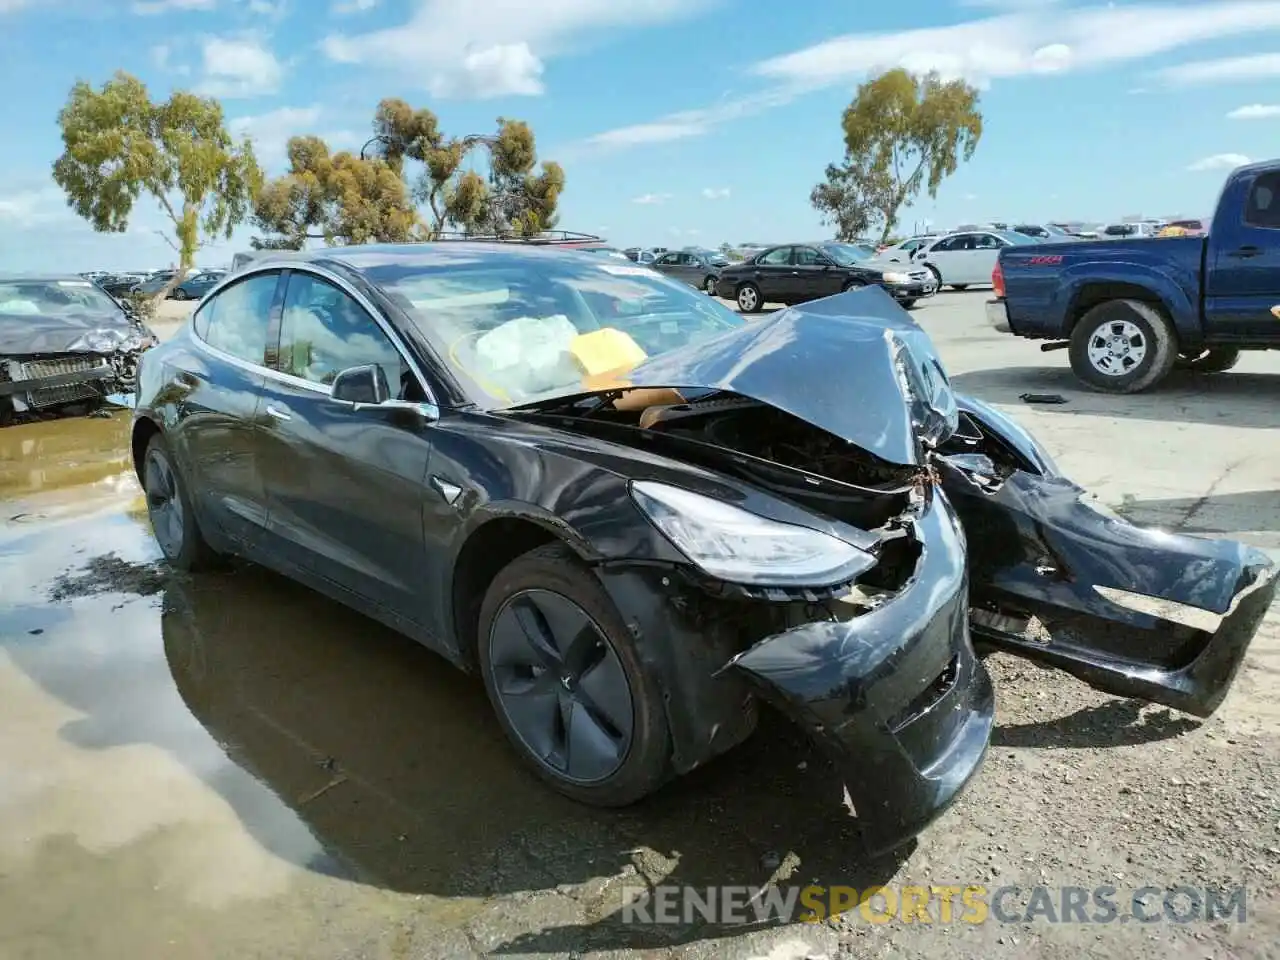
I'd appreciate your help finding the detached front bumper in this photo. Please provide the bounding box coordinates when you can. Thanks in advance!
[726,489,994,853]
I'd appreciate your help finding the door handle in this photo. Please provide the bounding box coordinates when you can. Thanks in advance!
[1229,245,1261,258]
[265,403,291,422]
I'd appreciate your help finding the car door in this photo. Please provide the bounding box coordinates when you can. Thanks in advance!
[791,245,843,300]
[651,252,683,282]
[749,246,795,302]
[1205,168,1280,341]
[920,235,961,281]
[970,233,1005,285]
[178,269,283,549]
[253,267,438,623]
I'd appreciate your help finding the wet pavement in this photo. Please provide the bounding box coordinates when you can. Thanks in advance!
[2,293,1279,959]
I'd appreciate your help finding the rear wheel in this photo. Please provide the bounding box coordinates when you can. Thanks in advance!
[478,543,671,807]
[736,282,763,313]
[1069,299,1178,393]
[1177,347,1241,374]
[900,298,918,310]
[951,284,970,291]
[142,433,218,570]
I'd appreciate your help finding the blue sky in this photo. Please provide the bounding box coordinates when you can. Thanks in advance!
[1,0,1279,271]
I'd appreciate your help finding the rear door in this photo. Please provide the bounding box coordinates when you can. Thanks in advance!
[253,268,437,622]
[178,270,283,549]
[1205,168,1280,342]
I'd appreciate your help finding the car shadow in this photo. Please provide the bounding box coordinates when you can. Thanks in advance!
[990,698,1200,750]
[17,564,908,953]
[948,367,1280,430]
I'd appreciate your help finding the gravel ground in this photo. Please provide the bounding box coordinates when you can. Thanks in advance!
[0,289,1277,959]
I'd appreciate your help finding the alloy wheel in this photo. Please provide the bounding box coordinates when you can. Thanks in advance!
[737,286,759,312]
[488,588,635,784]
[144,448,185,559]
[1086,319,1148,376]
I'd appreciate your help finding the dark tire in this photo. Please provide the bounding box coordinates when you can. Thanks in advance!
[926,264,942,287]
[1069,299,1179,394]
[142,432,218,570]
[842,280,865,293]
[703,275,718,295]
[477,543,671,807]
[172,289,188,301]
[1177,347,1241,374]
[736,282,763,313]
[900,299,918,310]
[950,284,969,291]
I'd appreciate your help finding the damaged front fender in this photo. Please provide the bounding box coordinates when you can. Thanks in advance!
[725,488,994,853]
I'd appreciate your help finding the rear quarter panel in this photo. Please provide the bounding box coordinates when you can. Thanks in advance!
[1000,237,1206,341]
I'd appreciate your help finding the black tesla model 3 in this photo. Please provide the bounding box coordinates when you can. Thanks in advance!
[130,243,1276,850]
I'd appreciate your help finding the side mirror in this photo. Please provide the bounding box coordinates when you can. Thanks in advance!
[331,364,389,405]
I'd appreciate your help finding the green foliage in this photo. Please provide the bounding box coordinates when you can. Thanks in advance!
[252,101,565,247]
[812,68,982,242]
[52,71,262,292]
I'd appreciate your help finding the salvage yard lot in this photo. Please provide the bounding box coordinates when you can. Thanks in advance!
[1,290,1277,960]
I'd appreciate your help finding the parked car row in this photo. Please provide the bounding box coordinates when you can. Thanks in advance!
[84,268,227,300]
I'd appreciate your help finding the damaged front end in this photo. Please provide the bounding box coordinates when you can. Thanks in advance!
[506,292,1275,847]
[0,320,155,417]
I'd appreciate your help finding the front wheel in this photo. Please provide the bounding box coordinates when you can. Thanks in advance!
[1177,347,1241,374]
[172,289,189,301]
[478,543,671,807]
[703,276,718,295]
[142,433,218,570]
[736,283,763,313]
[899,298,918,310]
[1069,299,1178,393]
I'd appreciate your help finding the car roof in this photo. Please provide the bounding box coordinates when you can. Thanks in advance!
[237,241,638,276]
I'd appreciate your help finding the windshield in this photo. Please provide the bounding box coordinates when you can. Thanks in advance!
[0,279,122,316]
[995,230,1039,245]
[820,242,876,265]
[368,256,746,407]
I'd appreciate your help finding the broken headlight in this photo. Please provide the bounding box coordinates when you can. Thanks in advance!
[631,480,878,587]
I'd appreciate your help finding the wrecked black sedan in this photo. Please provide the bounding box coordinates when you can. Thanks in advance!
[129,244,1276,850]
[0,275,157,419]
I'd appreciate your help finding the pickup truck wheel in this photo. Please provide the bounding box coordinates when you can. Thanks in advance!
[1177,348,1241,374]
[1069,299,1179,393]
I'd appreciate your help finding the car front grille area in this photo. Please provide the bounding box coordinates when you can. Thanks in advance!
[15,356,103,381]
[29,381,104,408]
[1,355,111,409]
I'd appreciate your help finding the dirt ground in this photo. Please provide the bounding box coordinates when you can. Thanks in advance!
[1,291,1278,959]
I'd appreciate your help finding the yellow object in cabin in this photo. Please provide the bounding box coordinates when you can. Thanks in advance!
[570,327,648,387]
[569,327,684,409]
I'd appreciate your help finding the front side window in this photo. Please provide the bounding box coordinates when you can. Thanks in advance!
[655,253,680,265]
[278,272,416,399]
[200,272,278,365]
[793,246,827,266]
[757,246,792,266]
[1245,171,1280,229]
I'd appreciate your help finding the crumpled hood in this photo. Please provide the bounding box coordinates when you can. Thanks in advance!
[546,287,959,466]
[0,309,136,355]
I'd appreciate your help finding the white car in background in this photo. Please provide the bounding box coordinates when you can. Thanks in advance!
[911,229,1039,289]
[872,235,939,263]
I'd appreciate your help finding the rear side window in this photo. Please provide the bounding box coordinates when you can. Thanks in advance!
[757,246,792,265]
[199,272,278,365]
[1245,172,1280,229]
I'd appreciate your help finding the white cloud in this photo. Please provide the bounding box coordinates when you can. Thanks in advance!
[1157,52,1280,85]
[584,1,1280,151]
[0,187,66,228]
[1227,103,1280,119]
[228,105,322,169]
[194,34,283,98]
[753,2,1280,88]
[632,193,671,205]
[132,0,216,12]
[701,187,730,199]
[320,0,716,99]
[1187,153,1250,172]
[331,0,377,12]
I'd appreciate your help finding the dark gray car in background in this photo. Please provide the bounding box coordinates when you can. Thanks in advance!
[651,250,726,294]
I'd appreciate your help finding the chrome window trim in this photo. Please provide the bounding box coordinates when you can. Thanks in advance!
[192,260,439,408]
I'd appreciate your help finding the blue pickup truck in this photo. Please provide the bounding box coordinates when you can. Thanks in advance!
[986,160,1280,392]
